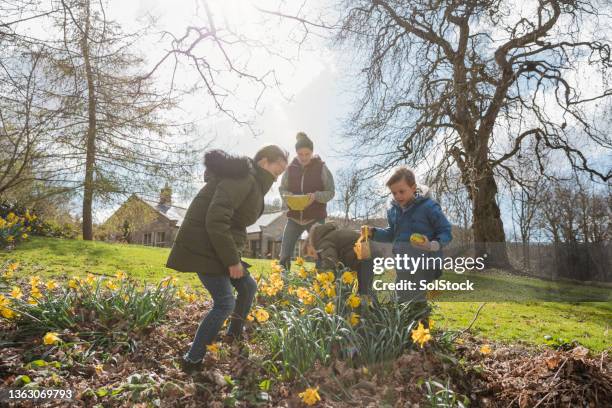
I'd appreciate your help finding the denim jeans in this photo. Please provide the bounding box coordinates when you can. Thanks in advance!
[392,242,441,303]
[279,218,324,271]
[184,265,257,363]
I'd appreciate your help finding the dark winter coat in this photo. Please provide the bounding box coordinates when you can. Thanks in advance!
[310,222,360,271]
[166,150,275,275]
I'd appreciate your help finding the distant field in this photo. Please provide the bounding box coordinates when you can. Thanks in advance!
[2,237,610,351]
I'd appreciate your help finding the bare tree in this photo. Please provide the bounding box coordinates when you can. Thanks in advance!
[334,168,386,225]
[270,0,612,267]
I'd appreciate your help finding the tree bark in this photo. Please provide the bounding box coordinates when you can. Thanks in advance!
[472,167,510,268]
[81,0,96,241]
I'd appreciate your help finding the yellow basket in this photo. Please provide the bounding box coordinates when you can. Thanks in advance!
[284,195,310,211]
[354,225,372,260]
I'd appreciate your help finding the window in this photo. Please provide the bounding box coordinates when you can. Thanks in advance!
[155,231,166,247]
[252,239,261,253]
[143,233,152,246]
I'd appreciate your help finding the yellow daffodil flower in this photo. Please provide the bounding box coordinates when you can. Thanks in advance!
[206,343,220,354]
[46,280,58,290]
[295,257,305,266]
[349,312,360,327]
[347,294,361,309]
[411,322,432,348]
[43,332,61,345]
[341,271,356,285]
[325,302,335,314]
[298,387,321,406]
[254,308,270,323]
[29,276,41,287]
[1,307,16,319]
[480,344,492,355]
[10,286,23,299]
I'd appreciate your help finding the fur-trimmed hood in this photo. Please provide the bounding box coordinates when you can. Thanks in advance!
[204,150,252,181]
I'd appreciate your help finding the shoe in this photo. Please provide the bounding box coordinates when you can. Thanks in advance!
[180,357,203,374]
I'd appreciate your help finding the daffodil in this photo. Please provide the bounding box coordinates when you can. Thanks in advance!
[341,271,356,285]
[246,313,255,322]
[0,294,8,307]
[298,267,308,279]
[31,287,43,299]
[105,279,119,291]
[29,276,42,288]
[161,276,178,288]
[323,282,336,298]
[95,364,104,375]
[1,307,16,319]
[10,286,23,299]
[428,319,435,329]
[206,343,220,354]
[480,344,492,355]
[411,322,432,348]
[68,279,78,289]
[299,386,321,406]
[27,297,37,305]
[115,270,127,280]
[85,273,96,285]
[21,233,28,240]
[347,294,361,309]
[325,302,335,314]
[295,256,305,266]
[8,262,19,272]
[43,332,61,346]
[186,293,198,303]
[46,280,58,290]
[254,308,270,323]
[349,312,360,327]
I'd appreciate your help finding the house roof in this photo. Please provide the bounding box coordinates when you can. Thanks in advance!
[142,199,187,227]
[246,211,284,234]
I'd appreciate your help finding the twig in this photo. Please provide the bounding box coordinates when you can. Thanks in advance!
[454,302,486,340]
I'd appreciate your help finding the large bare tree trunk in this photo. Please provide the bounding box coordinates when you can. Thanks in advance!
[81,0,96,241]
[472,168,510,268]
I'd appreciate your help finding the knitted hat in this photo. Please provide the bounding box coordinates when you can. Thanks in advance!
[295,132,313,151]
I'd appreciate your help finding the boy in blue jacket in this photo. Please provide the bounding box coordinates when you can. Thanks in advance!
[370,167,452,303]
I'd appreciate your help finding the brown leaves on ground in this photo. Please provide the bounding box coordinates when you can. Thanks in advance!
[1,302,610,407]
[454,337,612,407]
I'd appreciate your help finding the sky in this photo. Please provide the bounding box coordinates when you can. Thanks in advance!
[98,0,355,215]
[7,0,609,237]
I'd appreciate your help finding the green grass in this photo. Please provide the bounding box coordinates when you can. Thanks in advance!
[2,237,610,351]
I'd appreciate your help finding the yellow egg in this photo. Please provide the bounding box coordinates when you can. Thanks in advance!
[410,233,427,244]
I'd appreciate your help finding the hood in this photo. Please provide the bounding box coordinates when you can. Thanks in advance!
[310,222,338,247]
[204,150,251,180]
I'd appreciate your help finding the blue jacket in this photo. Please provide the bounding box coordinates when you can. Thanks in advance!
[373,195,452,252]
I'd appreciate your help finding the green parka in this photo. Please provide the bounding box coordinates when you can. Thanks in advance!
[310,223,360,271]
[166,150,275,275]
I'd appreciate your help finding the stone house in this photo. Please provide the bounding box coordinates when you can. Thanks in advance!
[101,186,186,247]
[246,211,308,259]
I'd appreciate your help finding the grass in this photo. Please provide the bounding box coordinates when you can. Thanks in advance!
[2,237,610,351]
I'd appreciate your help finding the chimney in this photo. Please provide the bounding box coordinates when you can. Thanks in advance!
[159,183,172,207]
